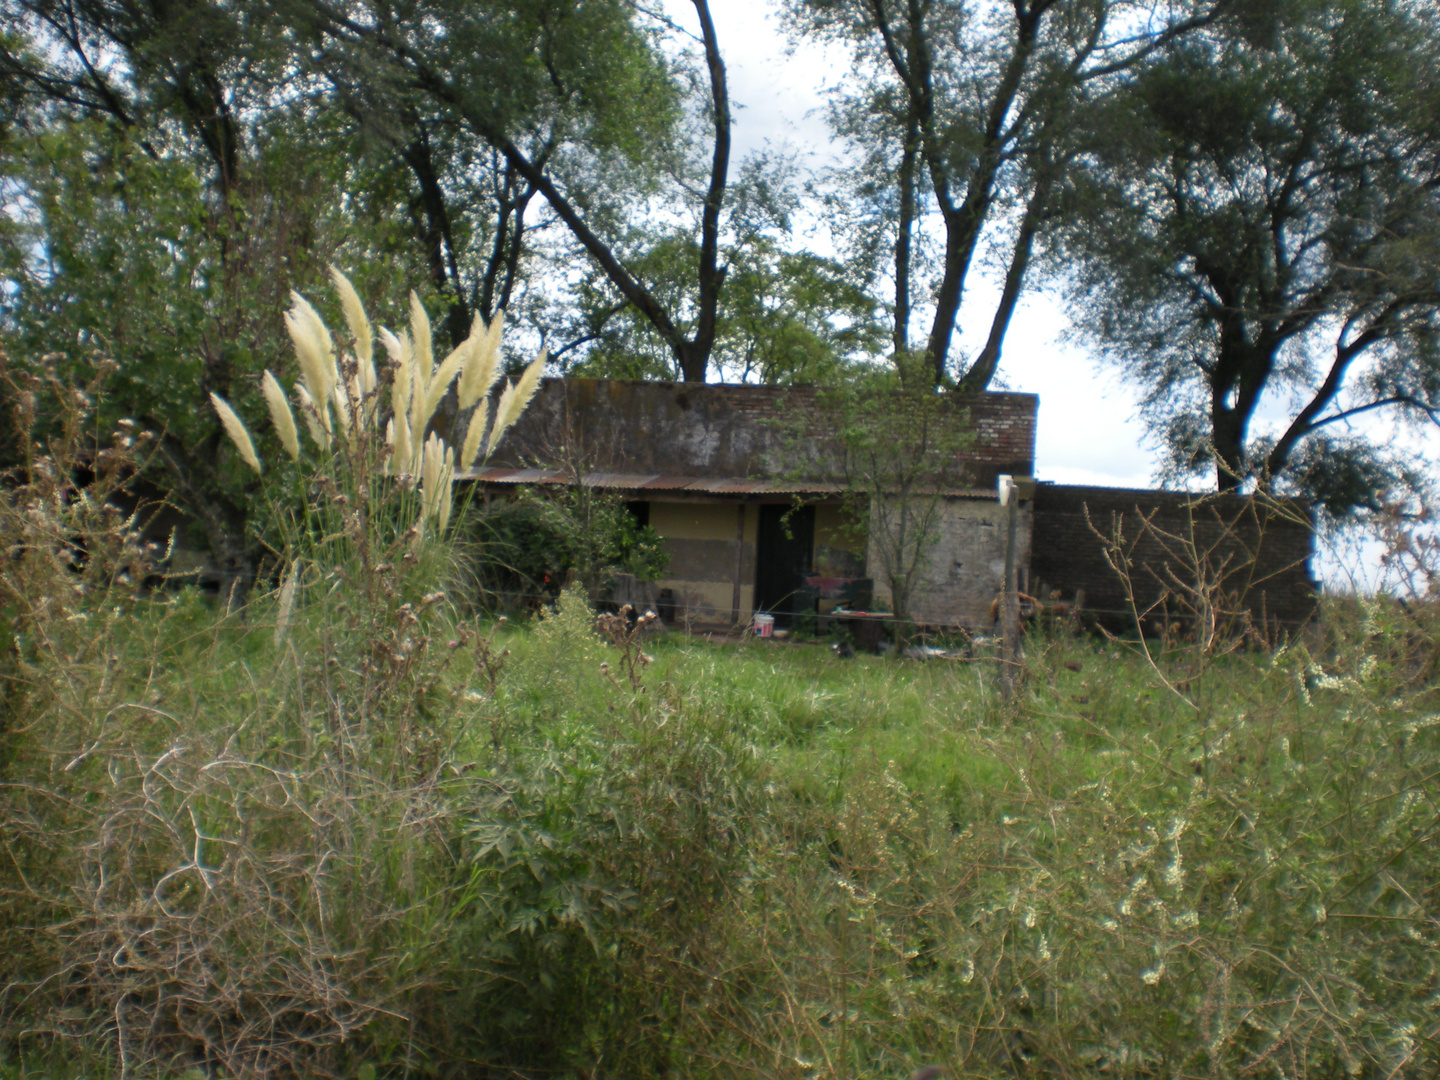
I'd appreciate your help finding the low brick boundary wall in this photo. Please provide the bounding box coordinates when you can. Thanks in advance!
[1030,485,1318,636]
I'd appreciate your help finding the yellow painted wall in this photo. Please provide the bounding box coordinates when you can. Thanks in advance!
[647,500,869,629]
[649,502,750,542]
[814,502,859,553]
[649,501,758,628]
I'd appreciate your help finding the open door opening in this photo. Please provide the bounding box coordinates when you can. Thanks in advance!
[754,503,815,628]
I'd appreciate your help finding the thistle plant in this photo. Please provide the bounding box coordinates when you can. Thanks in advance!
[208,269,544,545]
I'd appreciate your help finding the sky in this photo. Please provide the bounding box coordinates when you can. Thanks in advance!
[656,0,1440,591]
[661,0,1159,491]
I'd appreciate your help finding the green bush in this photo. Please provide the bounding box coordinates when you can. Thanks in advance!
[474,486,669,605]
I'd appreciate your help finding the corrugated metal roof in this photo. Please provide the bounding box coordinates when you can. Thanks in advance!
[455,466,990,499]
[640,474,704,491]
[579,472,659,489]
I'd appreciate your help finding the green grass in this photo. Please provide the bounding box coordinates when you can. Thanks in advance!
[4,587,1439,1079]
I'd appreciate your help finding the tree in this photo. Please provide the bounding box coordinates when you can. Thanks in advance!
[1059,0,1440,517]
[787,0,1235,389]
[568,234,885,385]
[292,0,742,382]
[2,0,595,586]
[0,0,444,586]
[786,361,973,644]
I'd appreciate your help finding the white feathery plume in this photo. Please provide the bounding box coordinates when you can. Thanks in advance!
[350,368,371,431]
[436,445,455,533]
[407,372,430,473]
[386,330,414,414]
[420,432,445,521]
[210,393,262,474]
[485,350,546,459]
[460,399,490,469]
[331,377,354,437]
[261,371,300,460]
[423,341,467,424]
[409,291,434,384]
[391,409,413,475]
[456,313,503,410]
[284,292,336,424]
[274,562,298,647]
[382,328,416,468]
[378,326,407,368]
[293,384,330,449]
[329,267,376,393]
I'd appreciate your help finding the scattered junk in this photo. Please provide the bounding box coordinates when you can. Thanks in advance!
[831,608,891,653]
[903,644,962,660]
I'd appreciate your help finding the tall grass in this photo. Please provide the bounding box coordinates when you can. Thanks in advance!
[2,337,1439,1077]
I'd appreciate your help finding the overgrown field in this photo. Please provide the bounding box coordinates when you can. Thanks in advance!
[4,572,1439,1079]
[1,359,1438,1080]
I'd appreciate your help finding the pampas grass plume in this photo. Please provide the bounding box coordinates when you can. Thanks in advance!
[391,410,413,475]
[421,432,444,521]
[378,326,407,368]
[386,331,414,414]
[329,267,376,393]
[261,371,301,460]
[274,562,298,646]
[424,342,467,422]
[285,292,336,422]
[409,292,433,382]
[485,351,546,458]
[293,384,330,449]
[456,314,503,410]
[330,378,354,437]
[460,400,490,469]
[210,393,262,474]
[436,446,455,532]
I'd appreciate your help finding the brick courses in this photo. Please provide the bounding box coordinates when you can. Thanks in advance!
[1030,485,1319,634]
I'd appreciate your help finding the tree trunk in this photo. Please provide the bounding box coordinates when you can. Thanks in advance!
[892,113,920,358]
[402,126,471,348]
[685,0,731,383]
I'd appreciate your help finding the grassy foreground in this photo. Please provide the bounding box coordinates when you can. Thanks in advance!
[3,572,1439,1079]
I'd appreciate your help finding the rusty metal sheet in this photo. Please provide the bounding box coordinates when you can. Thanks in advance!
[455,467,520,482]
[458,468,991,499]
[754,480,847,495]
[638,475,703,491]
[693,476,770,494]
[577,472,661,489]
[458,467,565,484]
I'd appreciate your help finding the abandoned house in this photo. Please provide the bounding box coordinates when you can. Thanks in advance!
[459,378,1318,635]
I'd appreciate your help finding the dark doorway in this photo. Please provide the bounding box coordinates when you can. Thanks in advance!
[625,500,650,528]
[755,503,815,627]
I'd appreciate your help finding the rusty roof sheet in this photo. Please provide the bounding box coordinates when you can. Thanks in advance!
[455,466,989,499]
[578,472,660,489]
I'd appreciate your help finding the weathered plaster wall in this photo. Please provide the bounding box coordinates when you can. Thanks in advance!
[870,496,1030,629]
[492,378,1037,488]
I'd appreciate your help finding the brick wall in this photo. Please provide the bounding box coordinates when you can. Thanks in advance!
[1030,485,1318,634]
